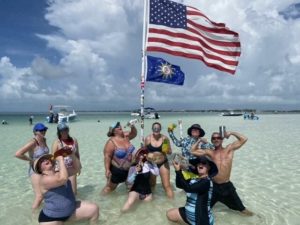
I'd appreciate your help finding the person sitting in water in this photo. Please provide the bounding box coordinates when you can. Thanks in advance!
[34,153,99,224]
[101,121,137,195]
[191,131,254,216]
[144,122,174,198]
[52,123,81,195]
[2,120,8,125]
[168,123,213,160]
[15,123,49,210]
[121,148,159,212]
[166,156,218,225]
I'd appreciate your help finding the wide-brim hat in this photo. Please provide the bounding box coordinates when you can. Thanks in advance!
[189,156,218,177]
[187,124,205,137]
[133,147,149,163]
[107,122,121,137]
[33,154,54,174]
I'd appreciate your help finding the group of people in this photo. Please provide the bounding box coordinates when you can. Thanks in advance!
[15,120,253,225]
[15,122,99,224]
[101,121,253,224]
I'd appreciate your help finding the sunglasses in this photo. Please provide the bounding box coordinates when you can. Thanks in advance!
[152,127,161,132]
[37,129,47,132]
[212,136,222,140]
[197,161,208,167]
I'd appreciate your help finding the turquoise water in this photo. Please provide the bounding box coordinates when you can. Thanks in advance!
[0,112,299,225]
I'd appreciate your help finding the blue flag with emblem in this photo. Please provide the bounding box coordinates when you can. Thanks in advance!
[146,56,185,85]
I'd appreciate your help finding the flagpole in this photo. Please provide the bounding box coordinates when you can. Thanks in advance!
[140,0,148,147]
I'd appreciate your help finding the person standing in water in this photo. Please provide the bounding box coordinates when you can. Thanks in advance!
[52,123,81,195]
[15,123,49,209]
[101,121,137,195]
[168,123,213,160]
[29,115,34,125]
[145,122,174,198]
[191,131,254,216]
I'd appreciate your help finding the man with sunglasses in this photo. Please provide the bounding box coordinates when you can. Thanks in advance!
[191,131,254,216]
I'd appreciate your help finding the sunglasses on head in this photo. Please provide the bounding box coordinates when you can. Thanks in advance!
[212,136,222,140]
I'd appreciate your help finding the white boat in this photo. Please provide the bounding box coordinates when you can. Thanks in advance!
[131,110,140,117]
[131,107,160,119]
[220,111,243,116]
[47,105,77,123]
[144,111,160,119]
[243,113,259,120]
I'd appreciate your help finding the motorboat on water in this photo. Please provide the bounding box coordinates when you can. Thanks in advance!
[220,111,243,116]
[130,110,140,117]
[144,111,160,119]
[243,113,259,120]
[131,107,160,119]
[47,105,77,123]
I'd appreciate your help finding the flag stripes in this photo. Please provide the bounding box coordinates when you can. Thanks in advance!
[146,0,241,74]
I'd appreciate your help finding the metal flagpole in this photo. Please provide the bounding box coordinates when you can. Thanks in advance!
[140,0,149,147]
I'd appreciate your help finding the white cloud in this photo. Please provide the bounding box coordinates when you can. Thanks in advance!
[0,57,31,99]
[0,0,300,111]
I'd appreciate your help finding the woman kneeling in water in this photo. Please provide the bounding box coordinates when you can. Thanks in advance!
[34,152,99,224]
[167,156,218,225]
[121,148,159,212]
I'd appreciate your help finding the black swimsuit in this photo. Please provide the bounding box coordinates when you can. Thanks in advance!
[147,138,169,169]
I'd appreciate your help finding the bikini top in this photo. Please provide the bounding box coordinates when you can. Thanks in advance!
[147,136,163,153]
[31,138,49,160]
[59,138,77,168]
[110,139,135,170]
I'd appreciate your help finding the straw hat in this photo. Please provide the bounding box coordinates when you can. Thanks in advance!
[33,154,54,174]
[133,147,149,163]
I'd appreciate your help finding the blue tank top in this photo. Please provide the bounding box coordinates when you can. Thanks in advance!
[43,180,76,218]
[28,139,49,176]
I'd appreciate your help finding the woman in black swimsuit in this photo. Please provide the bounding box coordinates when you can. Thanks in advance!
[144,122,174,198]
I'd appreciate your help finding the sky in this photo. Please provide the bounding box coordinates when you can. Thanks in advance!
[0,0,300,112]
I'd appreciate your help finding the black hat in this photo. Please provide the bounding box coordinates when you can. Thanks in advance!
[189,156,218,177]
[187,124,205,137]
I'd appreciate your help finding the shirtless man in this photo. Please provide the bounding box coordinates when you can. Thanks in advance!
[191,131,253,216]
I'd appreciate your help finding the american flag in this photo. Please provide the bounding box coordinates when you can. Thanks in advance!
[146,0,241,74]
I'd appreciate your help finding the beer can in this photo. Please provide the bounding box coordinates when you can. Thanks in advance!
[219,126,226,138]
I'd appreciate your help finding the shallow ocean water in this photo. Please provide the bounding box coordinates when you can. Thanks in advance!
[0,112,299,225]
